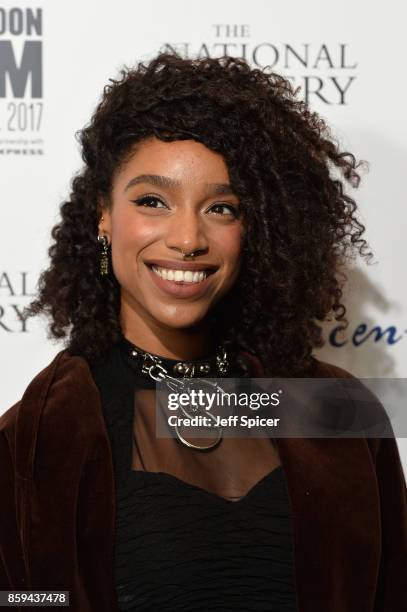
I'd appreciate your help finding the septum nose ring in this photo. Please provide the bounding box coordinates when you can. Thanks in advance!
[181,249,196,258]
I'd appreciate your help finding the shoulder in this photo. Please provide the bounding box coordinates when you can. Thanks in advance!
[0,349,106,480]
[0,349,101,437]
[309,358,398,460]
[307,357,356,379]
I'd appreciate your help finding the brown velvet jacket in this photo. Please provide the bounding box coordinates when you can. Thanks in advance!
[0,349,406,611]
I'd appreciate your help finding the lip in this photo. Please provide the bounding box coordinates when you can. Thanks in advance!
[145,262,217,299]
[144,259,219,272]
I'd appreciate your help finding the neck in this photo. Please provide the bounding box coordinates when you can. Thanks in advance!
[120,298,216,361]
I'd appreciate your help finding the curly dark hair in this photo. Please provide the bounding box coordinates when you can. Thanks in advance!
[25,51,371,376]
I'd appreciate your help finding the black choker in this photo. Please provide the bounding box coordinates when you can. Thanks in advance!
[118,336,235,451]
[118,336,230,379]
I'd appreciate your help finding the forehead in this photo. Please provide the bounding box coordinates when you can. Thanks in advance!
[114,137,231,188]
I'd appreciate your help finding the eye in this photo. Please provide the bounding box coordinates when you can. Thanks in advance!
[208,203,240,218]
[131,195,167,209]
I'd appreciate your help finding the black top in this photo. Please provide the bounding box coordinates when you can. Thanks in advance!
[89,338,299,612]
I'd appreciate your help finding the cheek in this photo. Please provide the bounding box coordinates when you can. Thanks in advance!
[112,213,158,252]
[110,214,158,284]
[214,224,243,266]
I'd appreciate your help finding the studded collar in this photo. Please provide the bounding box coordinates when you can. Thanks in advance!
[117,335,230,379]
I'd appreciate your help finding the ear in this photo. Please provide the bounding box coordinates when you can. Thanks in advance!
[97,197,112,240]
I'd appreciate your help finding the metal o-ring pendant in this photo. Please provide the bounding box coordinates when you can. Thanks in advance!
[174,424,223,450]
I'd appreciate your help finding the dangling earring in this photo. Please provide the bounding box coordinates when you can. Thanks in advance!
[97,234,109,276]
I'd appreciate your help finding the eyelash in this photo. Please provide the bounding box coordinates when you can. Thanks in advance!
[131,195,240,218]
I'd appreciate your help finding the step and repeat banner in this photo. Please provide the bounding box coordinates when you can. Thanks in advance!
[0,1,406,470]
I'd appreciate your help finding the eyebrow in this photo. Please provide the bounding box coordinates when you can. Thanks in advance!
[124,174,235,196]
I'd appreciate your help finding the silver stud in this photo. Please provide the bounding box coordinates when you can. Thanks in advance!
[218,359,228,374]
[131,350,138,357]
[174,363,186,374]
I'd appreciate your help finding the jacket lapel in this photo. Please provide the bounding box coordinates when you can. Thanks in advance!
[16,350,120,610]
[242,351,381,611]
[275,436,380,611]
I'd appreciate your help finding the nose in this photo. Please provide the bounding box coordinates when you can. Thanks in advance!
[165,207,209,256]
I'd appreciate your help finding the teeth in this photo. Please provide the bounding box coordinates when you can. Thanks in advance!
[151,266,209,283]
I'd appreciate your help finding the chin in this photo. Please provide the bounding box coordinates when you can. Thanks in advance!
[152,307,211,331]
[158,316,207,331]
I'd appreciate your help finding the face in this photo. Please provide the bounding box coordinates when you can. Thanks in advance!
[99,137,243,332]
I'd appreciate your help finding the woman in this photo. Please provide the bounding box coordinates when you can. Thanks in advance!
[0,52,406,611]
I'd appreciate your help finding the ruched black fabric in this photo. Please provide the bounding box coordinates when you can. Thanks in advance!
[89,339,299,612]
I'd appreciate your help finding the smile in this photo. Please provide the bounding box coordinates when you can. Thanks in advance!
[151,266,209,284]
[145,262,217,299]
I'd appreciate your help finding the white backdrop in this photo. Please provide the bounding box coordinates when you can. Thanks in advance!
[1,0,406,473]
